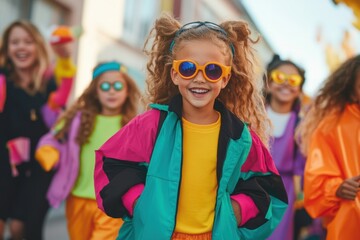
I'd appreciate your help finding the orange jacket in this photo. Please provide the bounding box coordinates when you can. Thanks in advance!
[304,104,360,240]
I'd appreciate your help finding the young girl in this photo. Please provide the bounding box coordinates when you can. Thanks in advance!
[94,14,288,240]
[264,55,308,240]
[0,20,75,240]
[297,55,360,239]
[35,61,141,239]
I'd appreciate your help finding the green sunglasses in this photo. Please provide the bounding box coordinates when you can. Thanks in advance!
[99,81,124,92]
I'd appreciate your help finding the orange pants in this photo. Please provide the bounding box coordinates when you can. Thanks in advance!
[172,232,212,240]
[66,195,123,240]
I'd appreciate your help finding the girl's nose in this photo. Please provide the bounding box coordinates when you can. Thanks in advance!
[193,70,206,83]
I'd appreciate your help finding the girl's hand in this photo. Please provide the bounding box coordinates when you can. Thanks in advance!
[231,199,242,225]
[336,175,360,200]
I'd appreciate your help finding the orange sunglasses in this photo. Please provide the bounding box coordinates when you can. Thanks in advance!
[270,70,303,87]
[173,59,231,83]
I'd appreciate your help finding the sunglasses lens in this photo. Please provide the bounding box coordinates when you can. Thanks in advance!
[205,64,222,80]
[100,82,111,91]
[113,81,123,91]
[272,71,285,84]
[179,61,197,77]
[288,76,302,87]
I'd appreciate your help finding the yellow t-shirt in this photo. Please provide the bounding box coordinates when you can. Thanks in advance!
[175,114,221,234]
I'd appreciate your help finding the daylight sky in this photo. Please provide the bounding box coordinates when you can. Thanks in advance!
[242,0,360,96]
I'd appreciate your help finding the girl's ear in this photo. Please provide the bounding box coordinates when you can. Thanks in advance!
[170,67,179,86]
[221,74,231,89]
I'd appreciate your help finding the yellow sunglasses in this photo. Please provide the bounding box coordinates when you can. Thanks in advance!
[173,59,231,83]
[270,70,303,87]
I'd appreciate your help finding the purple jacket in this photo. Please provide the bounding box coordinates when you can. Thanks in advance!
[37,113,81,208]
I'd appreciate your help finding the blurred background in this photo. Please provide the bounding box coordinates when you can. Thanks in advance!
[1,0,359,98]
[1,0,359,239]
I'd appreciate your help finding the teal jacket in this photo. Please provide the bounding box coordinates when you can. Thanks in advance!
[95,95,288,240]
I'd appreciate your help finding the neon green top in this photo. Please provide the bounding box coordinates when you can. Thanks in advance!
[72,114,121,199]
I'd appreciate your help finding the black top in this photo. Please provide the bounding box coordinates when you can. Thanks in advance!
[0,70,57,173]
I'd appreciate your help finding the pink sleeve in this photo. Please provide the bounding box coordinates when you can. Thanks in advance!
[231,193,260,226]
[241,130,279,175]
[94,110,159,212]
[0,74,6,112]
[48,77,73,110]
[121,184,145,216]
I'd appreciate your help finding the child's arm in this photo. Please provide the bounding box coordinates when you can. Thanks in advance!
[35,130,63,171]
[231,131,288,238]
[41,55,76,129]
[230,194,259,226]
[304,128,346,218]
[294,144,306,209]
[94,110,160,218]
[47,56,76,110]
[294,175,304,209]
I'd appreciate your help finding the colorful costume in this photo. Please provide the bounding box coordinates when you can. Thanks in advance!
[95,95,288,240]
[36,113,82,208]
[36,112,123,239]
[0,59,74,239]
[304,104,360,240]
[266,110,305,240]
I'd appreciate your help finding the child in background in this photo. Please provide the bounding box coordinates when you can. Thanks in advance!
[0,21,75,240]
[297,55,360,239]
[94,14,288,240]
[36,61,141,240]
[264,55,307,240]
[48,26,76,109]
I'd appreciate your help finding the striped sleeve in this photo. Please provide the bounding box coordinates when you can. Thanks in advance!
[94,110,160,218]
[234,131,288,238]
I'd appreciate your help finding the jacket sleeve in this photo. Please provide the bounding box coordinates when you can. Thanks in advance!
[232,131,288,237]
[94,110,160,218]
[303,125,343,219]
[35,131,63,171]
[0,73,6,113]
[47,57,76,110]
[40,58,75,129]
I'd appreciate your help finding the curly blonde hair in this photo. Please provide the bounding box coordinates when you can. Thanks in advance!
[54,63,141,145]
[143,13,270,145]
[0,20,50,93]
[296,55,360,154]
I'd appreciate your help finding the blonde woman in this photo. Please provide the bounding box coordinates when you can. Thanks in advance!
[0,20,75,240]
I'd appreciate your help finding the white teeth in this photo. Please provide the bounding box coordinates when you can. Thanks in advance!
[191,88,209,94]
[16,52,29,59]
[279,88,291,94]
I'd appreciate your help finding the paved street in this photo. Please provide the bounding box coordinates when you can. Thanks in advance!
[44,204,69,240]
[4,204,69,240]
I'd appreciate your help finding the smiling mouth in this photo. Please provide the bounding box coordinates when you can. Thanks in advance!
[278,88,293,95]
[190,88,209,94]
[15,52,30,61]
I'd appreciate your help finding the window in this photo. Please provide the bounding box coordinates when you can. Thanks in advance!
[122,0,160,48]
[0,0,28,33]
[31,0,68,34]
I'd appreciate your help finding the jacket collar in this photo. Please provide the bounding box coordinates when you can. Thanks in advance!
[168,94,244,140]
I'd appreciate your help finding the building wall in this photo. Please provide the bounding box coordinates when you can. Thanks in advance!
[0,0,81,37]
[179,0,274,72]
[74,0,162,96]
[0,0,273,100]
